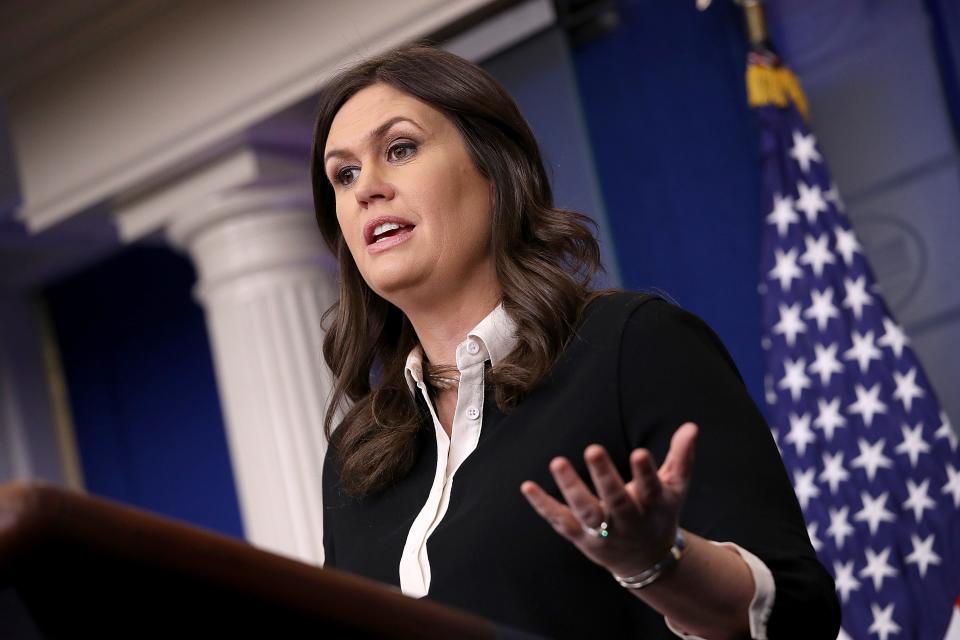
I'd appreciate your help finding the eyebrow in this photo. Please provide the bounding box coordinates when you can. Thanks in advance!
[323,116,424,165]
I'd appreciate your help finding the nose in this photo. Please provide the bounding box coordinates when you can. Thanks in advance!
[354,164,396,208]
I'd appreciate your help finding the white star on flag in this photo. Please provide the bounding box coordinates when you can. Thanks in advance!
[793,467,821,509]
[859,547,898,591]
[877,317,909,358]
[905,533,941,577]
[892,368,925,412]
[844,330,882,374]
[842,276,872,320]
[943,463,960,508]
[819,450,850,493]
[832,559,860,603]
[894,422,930,467]
[853,491,896,535]
[769,247,804,292]
[779,358,812,402]
[808,344,844,387]
[935,412,958,451]
[789,130,823,173]
[785,412,816,456]
[867,603,901,640]
[773,302,807,347]
[834,226,862,265]
[795,181,829,223]
[766,193,799,237]
[813,396,847,441]
[804,288,840,331]
[850,438,894,481]
[847,383,888,428]
[903,478,936,523]
[827,506,855,550]
[799,233,836,277]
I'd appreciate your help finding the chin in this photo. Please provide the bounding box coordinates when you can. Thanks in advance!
[364,267,427,303]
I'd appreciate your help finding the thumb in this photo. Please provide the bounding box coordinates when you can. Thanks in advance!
[658,422,698,494]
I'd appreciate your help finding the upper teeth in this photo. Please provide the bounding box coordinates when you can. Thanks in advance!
[372,222,402,238]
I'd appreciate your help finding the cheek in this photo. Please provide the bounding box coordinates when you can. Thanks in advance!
[335,204,361,249]
[455,177,494,251]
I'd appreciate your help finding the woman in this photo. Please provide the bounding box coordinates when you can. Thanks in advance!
[312,44,839,639]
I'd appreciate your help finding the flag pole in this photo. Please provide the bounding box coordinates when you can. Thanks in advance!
[734,0,773,53]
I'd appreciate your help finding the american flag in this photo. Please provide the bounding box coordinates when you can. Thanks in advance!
[751,53,960,639]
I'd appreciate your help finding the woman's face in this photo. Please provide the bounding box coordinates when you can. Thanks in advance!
[323,83,496,308]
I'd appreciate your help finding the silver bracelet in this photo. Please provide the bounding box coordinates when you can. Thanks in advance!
[612,529,687,589]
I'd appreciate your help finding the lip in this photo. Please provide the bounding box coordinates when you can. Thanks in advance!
[367,226,415,254]
[363,215,417,246]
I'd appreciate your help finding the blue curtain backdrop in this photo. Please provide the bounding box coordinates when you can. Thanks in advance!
[45,246,244,539]
[571,0,765,404]
[484,26,622,288]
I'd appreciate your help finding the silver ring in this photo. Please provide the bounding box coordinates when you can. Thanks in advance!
[582,519,611,539]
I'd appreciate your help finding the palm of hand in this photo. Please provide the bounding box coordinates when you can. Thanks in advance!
[520,422,699,578]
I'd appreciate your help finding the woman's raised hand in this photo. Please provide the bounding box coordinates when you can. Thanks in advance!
[520,422,699,580]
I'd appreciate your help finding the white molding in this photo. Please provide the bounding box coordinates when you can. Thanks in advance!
[0,0,171,96]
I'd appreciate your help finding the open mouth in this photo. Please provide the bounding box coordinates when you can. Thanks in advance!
[364,216,417,246]
[370,221,415,244]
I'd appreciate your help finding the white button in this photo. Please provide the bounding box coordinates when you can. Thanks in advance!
[466,406,480,420]
[467,340,481,355]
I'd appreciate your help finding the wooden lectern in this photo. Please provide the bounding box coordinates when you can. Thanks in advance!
[0,482,533,639]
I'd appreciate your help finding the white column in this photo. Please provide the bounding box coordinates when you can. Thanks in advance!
[168,180,337,565]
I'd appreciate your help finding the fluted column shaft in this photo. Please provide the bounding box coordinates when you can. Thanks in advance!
[168,181,336,564]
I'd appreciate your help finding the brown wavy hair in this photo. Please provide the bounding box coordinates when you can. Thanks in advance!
[311,44,607,497]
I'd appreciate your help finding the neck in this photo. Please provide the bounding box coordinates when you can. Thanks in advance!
[401,286,502,368]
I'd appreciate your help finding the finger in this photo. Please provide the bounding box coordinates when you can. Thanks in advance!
[583,445,637,524]
[549,457,604,528]
[520,480,583,539]
[629,448,662,510]
[658,422,699,493]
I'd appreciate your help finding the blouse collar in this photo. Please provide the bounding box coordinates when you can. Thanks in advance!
[403,302,518,394]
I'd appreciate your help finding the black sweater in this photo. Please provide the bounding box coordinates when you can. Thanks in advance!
[322,292,840,639]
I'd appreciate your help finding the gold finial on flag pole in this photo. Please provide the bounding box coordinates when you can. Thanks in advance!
[738,0,810,120]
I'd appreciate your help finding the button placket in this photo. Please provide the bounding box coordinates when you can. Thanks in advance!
[398,303,518,597]
[399,383,451,598]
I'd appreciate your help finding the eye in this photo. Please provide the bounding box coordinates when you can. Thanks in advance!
[388,140,417,162]
[334,166,360,186]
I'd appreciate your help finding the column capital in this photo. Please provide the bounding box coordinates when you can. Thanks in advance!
[167,179,333,304]
[167,178,313,248]
[113,143,311,243]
